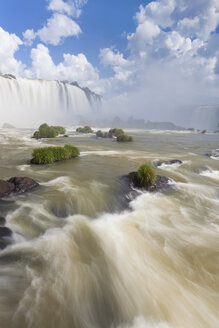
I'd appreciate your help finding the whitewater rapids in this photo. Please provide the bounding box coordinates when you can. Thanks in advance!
[0,128,218,328]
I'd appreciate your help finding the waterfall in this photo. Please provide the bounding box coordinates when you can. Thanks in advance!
[0,75,101,127]
[189,105,219,131]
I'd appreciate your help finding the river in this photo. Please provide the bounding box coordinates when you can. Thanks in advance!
[0,128,218,328]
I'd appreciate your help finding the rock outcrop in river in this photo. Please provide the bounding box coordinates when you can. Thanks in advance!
[0,177,39,198]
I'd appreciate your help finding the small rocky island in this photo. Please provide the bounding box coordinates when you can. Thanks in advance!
[96,128,133,142]
[33,123,66,139]
[76,126,94,133]
[118,164,171,208]
[31,144,80,164]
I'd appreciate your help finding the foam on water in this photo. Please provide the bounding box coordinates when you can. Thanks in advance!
[199,168,219,181]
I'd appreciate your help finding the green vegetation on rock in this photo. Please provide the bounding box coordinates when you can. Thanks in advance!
[52,126,66,135]
[76,126,93,133]
[137,164,157,187]
[31,144,80,164]
[33,124,66,139]
[116,134,133,142]
[96,127,133,141]
[96,130,104,137]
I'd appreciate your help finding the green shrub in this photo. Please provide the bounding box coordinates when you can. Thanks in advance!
[33,131,40,139]
[63,144,80,158]
[117,133,133,142]
[96,130,104,137]
[76,126,93,133]
[137,164,157,187]
[108,128,124,138]
[39,123,49,129]
[103,132,109,138]
[52,126,66,134]
[32,148,55,164]
[39,126,58,138]
[31,144,80,164]
[33,124,66,138]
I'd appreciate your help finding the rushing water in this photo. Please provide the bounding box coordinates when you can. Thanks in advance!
[0,128,218,328]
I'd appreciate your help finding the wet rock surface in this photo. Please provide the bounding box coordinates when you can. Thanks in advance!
[0,177,39,198]
[117,172,171,210]
[205,150,219,159]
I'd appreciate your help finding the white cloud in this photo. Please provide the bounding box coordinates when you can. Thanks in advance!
[37,13,81,45]
[99,48,134,83]
[136,0,175,28]
[175,0,219,40]
[97,0,219,121]
[23,29,36,46]
[22,0,87,46]
[100,48,130,68]
[127,20,160,54]
[47,0,87,18]
[0,27,24,75]
[24,43,100,92]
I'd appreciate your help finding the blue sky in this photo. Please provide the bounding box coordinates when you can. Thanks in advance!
[0,0,218,113]
[0,0,147,76]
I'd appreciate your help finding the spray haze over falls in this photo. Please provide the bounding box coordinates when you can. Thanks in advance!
[0,75,101,127]
[0,74,219,130]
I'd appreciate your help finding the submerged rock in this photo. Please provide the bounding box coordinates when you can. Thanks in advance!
[156,159,182,167]
[205,150,219,159]
[0,226,13,250]
[0,177,39,198]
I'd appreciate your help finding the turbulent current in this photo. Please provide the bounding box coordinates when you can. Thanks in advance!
[0,128,218,328]
[0,76,100,127]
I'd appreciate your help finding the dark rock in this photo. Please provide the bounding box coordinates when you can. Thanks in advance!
[0,226,13,250]
[205,150,219,159]
[2,74,16,80]
[122,172,170,192]
[156,159,182,167]
[0,227,12,237]
[7,177,39,193]
[63,134,69,137]
[0,217,6,225]
[0,177,39,198]
[0,180,15,198]
[116,172,171,210]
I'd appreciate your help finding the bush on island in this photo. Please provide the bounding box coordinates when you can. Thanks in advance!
[33,124,66,139]
[108,128,124,138]
[96,128,132,141]
[116,134,133,142]
[76,126,93,133]
[39,123,49,129]
[96,130,104,138]
[31,144,80,164]
[137,164,157,187]
[52,126,66,135]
